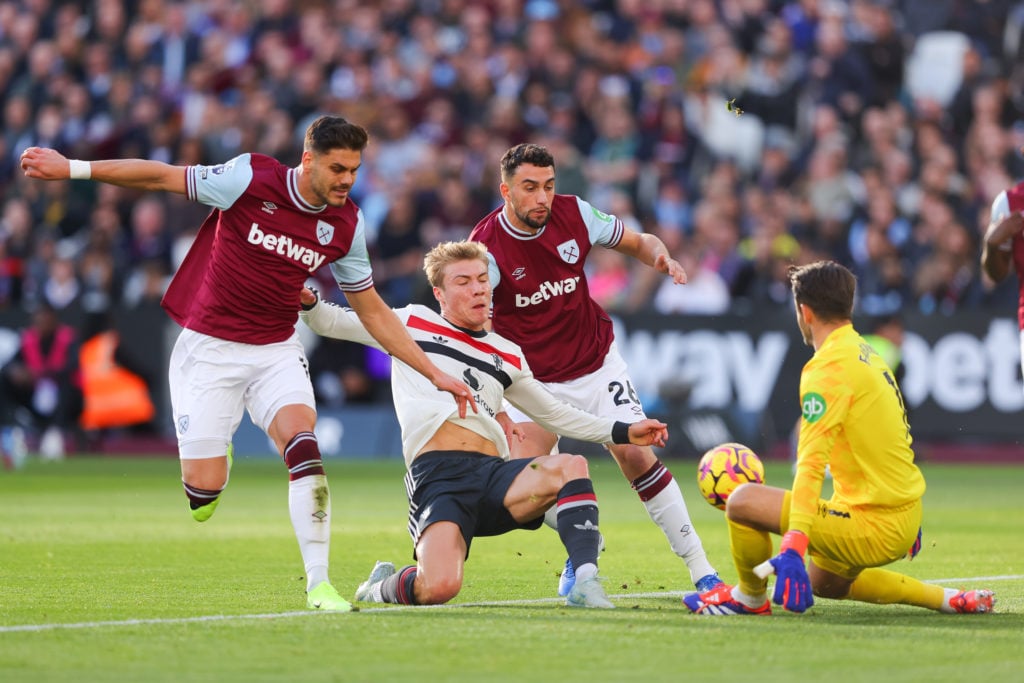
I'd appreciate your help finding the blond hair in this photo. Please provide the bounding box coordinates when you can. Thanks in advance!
[423,241,489,288]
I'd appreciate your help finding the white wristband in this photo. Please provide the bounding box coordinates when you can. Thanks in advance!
[68,159,91,180]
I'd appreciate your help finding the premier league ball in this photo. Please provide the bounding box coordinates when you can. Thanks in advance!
[697,442,765,510]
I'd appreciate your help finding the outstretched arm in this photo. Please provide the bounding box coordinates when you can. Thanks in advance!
[333,287,478,418]
[20,147,187,195]
[505,374,668,447]
[613,229,687,284]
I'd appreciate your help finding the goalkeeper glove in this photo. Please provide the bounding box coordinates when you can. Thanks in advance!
[769,530,814,613]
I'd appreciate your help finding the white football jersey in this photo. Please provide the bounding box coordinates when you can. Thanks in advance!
[300,301,619,466]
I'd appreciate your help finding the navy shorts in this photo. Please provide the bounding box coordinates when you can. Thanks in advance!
[404,450,545,558]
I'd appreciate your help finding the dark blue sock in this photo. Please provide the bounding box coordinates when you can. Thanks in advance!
[380,565,418,604]
[555,479,600,573]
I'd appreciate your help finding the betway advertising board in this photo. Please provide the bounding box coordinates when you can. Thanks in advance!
[610,311,1023,455]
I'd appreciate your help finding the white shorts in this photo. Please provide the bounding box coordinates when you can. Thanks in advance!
[169,328,315,459]
[505,342,647,425]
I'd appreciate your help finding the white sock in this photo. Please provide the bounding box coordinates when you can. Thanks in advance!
[289,474,331,591]
[644,481,716,583]
[543,504,559,531]
[574,562,598,583]
[732,586,768,608]
[939,587,959,614]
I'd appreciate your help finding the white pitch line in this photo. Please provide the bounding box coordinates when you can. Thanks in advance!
[2,575,1020,633]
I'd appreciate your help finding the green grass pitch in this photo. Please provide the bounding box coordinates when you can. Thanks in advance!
[1,455,1021,683]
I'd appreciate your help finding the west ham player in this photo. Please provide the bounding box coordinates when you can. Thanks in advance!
[468,143,722,596]
[299,241,670,608]
[684,261,994,616]
[981,180,1024,380]
[19,117,475,612]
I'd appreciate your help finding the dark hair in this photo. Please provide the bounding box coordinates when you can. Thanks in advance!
[788,261,856,322]
[304,116,369,155]
[500,143,555,182]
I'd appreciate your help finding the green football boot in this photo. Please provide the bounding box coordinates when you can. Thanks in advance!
[307,581,355,612]
[190,444,233,523]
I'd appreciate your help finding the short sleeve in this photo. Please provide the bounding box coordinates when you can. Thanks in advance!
[186,153,254,210]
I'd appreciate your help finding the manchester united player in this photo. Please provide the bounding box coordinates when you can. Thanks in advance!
[468,143,721,596]
[20,116,476,612]
[300,241,670,608]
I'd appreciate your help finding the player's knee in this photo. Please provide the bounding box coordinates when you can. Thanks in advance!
[611,443,654,469]
[181,458,229,491]
[724,483,758,524]
[560,453,589,481]
[415,574,462,605]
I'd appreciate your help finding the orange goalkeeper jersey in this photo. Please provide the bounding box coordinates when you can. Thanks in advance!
[790,324,926,536]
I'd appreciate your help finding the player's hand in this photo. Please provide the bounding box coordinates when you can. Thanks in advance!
[985,212,1024,247]
[767,531,814,613]
[654,253,687,285]
[433,373,478,418]
[495,411,525,450]
[20,147,70,180]
[627,419,668,447]
[906,526,923,561]
[300,286,318,310]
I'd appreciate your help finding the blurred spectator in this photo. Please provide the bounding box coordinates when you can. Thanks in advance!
[652,248,731,315]
[76,311,156,437]
[0,302,82,462]
[0,0,1020,330]
[41,249,81,311]
[862,313,906,385]
[372,189,427,306]
[307,338,387,409]
[586,247,631,311]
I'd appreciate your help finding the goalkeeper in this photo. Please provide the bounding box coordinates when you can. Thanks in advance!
[684,261,995,616]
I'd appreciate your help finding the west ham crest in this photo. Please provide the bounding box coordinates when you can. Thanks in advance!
[557,239,580,264]
[316,220,335,245]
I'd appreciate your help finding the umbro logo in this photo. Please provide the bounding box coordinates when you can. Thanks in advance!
[262,201,278,214]
[312,510,327,522]
[512,267,527,280]
[574,520,599,532]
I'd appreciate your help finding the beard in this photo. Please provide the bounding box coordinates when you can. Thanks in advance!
[311,174,350,207]
[512,204,550,231]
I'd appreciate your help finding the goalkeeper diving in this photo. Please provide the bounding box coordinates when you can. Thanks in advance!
[684,260,995,616]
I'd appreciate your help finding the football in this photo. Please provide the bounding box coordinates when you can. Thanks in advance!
[696,442,765,510]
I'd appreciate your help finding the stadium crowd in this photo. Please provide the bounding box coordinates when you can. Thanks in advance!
[0,0,1023,329]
